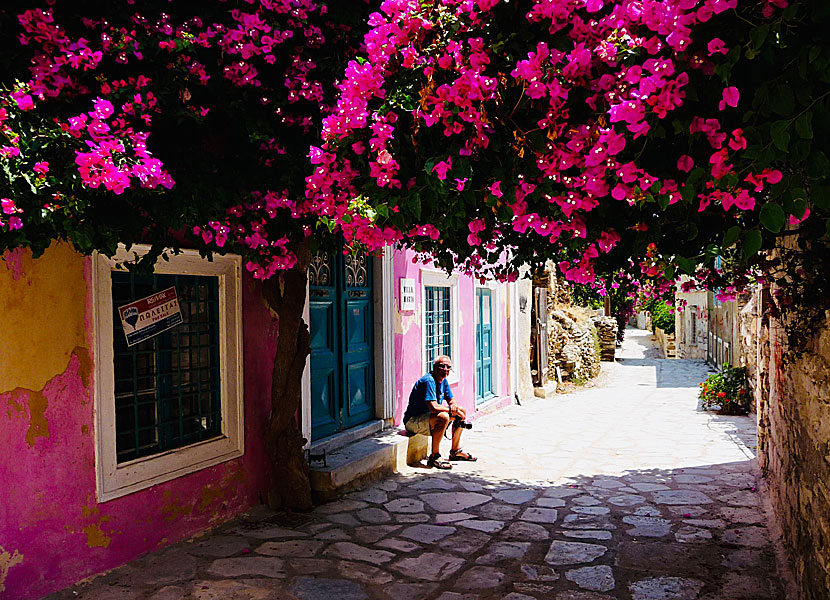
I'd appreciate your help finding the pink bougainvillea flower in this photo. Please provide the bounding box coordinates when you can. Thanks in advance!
[707,38,728,55]
[489,180,503,198]
[14,94,34,111]
[432,158,452,180]
[33,161,49,175]
[789,206,810,225]
[455,177,467,191]
[7,216,23,230]
[718,86,739,110]
[677,155,694,172]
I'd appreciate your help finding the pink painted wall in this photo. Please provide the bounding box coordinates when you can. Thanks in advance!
[392,250,513,427]
[0,247,277,600]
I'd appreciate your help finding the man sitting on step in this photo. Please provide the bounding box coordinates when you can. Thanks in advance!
[403,355,478,469]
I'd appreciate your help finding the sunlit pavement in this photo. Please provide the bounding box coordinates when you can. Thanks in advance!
[50,327,788,600]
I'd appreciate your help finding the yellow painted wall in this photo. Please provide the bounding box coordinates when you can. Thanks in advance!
[0,242,88,393]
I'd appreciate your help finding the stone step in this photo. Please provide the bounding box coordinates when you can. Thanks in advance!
[309,429,428,502]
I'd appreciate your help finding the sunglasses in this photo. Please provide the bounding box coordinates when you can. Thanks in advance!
[436,364,452,371]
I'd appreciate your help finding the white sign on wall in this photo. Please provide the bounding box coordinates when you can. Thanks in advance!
[399,278,416,311]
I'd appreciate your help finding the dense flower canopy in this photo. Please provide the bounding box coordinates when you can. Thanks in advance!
[0,0,828,300]
[311,0,828,296]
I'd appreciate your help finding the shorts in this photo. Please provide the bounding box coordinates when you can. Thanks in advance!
[404,412,431,436]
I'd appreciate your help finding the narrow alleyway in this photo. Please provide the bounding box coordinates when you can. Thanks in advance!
[49,327,788,600]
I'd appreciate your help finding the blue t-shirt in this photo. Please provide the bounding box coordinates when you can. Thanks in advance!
[403,372,453,424]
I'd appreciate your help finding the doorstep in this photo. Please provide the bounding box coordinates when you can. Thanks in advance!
[308,426,428,503]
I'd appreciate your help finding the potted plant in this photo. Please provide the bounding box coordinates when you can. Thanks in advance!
[698,364,750,415]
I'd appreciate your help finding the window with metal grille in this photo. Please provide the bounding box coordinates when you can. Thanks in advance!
[424,285,452,371]
[112,272,222,463]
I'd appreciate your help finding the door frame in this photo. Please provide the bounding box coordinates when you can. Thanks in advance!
[301,247,395,447]
[474,280,501,403]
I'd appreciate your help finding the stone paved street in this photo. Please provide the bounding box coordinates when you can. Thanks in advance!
[49,327,789,600]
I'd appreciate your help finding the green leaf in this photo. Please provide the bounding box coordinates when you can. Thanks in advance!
[750,24,769,50]
[657,194,669,210]
[770,120,790,151]
[681,184,696,204]
[812,184,830,210]
[723,225,742,247]
[742,230,763,259]
[809,46,822,63]
[795,113,813,139]
[759,203,786,233]
[674,256,696,274]
[791,198,808,220]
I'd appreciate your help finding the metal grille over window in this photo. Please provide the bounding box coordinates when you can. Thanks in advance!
[345,252,368,287]
[309,251,331,288]
[112,272,222,463]
[425,285,451,370]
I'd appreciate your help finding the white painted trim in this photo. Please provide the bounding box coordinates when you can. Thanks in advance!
[474,281,502,398]
[374,247,395,421]
[93,246,244,502]
[301,277,311,449]
[508,282,518,401]
[420,269,460,385]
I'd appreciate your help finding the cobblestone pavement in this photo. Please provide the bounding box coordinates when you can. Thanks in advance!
[50,327,789,600]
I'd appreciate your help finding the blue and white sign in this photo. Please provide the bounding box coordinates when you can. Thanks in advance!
[118,286,183,346]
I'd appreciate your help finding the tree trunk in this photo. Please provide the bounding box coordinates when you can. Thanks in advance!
[261,238,313,511]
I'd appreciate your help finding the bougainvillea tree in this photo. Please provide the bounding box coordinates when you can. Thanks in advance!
[313,0,829,327]
[0,0,376,510]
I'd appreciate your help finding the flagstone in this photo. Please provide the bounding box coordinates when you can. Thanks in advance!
[390,552,466,580]
[336,560,394,584]
[536,497,566,508]
[350,489,389,504]
[186,536,253,558]
[543,487,583,499]
[475,542,531,565]
[385,498,425,513]
[327,513,361,527]
[435,512,476,524]
[608,494,646,506]
[395,513,431,523]
[630,483,671,492]
[287,558,334,574]
[652,490,712,505]
[420,492,492,512]
[374,537,421,553]
[438,529,492,554]
[255,540,324,558]
[493,489,537,504]
[562,513,616,530]
[571,506,610,515]
[623,516,672,537]
[478,503,521,520]
[566,565,615,592]
[520,563,560,581]
[457,519,505,533]
[316,500,369,514]
[400,524,456,543]
[289,576,368,600]
[383,583,440,600]
[323,542,395,564]
[207,557,285,578]
[504,521,550,541]
[563,530,613,541]
[354,525,401,544]
[314,528,351,541]
[571,495,602,506]
[629,576,704,600]
[356,507,392,523]
[520,507,558,524]
[544,541,607,565]
[674,526,712,543]
[453,566,506,591]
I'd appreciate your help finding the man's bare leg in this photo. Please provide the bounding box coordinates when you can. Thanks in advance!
[429,412,450,455]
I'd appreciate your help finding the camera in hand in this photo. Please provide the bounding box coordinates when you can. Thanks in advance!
[453,416,472,429]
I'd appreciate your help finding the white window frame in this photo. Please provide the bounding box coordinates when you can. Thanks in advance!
[475,281,502,400]
[421,269,460,385]
[92,246,244,502]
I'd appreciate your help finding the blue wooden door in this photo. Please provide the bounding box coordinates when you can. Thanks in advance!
[475,288,494,404]
[309,250,374,441]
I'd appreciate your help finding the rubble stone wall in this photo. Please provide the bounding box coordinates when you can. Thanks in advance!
[546,309,601,382]
[749,288,830,599]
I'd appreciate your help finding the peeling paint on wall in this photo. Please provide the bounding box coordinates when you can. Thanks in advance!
[80,505,113,548]
[0,547,24,594]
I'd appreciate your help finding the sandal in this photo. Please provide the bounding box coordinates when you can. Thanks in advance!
[427,453,453,470]
[449,449,478,462]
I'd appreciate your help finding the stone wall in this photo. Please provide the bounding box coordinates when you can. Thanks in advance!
[547,309,601,382]
[747,286,830,599]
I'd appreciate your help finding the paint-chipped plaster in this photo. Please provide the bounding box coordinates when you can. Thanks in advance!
[1,245,277,600]
[0,547,24,594]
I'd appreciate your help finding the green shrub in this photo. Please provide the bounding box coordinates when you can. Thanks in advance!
[649,301,676,335]
[698,364,750,415]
